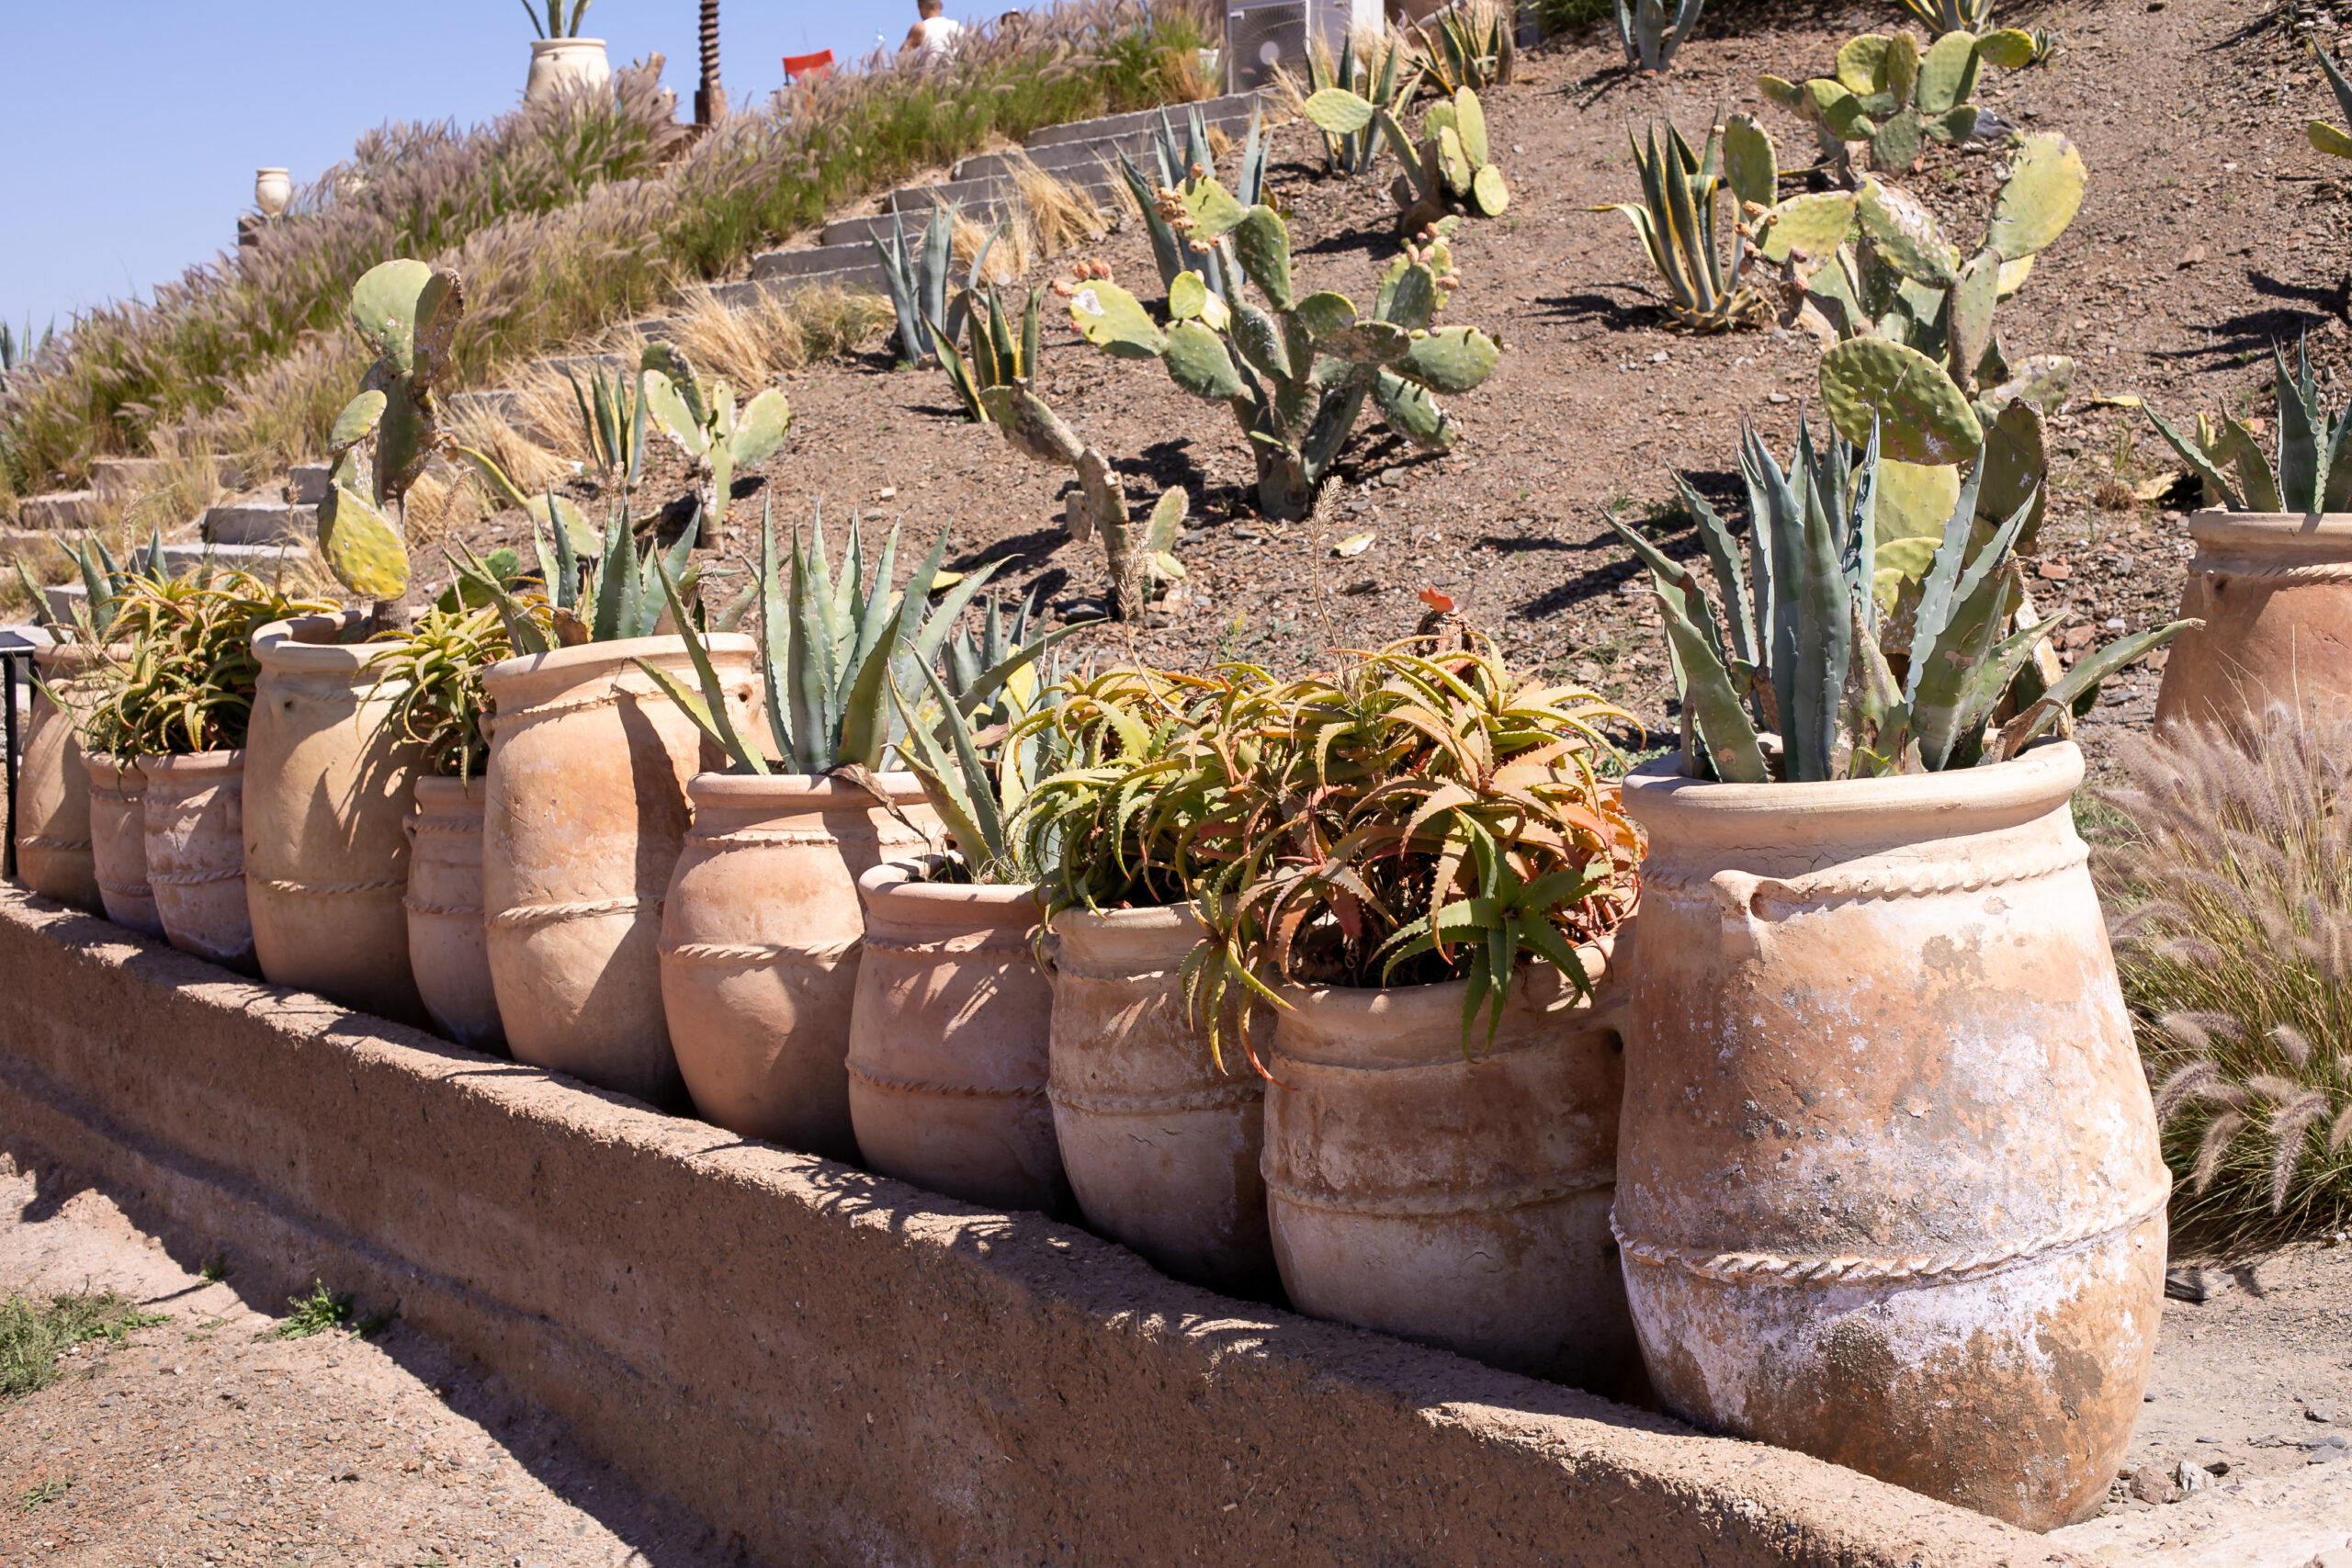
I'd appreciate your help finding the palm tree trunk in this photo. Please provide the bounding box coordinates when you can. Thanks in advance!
[695,0,727,124]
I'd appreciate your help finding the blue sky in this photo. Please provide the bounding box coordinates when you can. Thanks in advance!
[0,1,947,333]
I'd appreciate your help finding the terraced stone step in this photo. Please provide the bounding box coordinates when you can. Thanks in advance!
[1022,90,1265,151]
[201,500,317,547]
[744,243,892,291]
[15,492,97,532]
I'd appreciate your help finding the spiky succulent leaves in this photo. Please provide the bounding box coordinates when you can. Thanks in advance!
[930,316,987,422]
[1616,0,1707,72]
[1992,619,2200,761]
[896,657,1009,873]
[2222,415,2285,513]
[636,563,764,773]
[1668,471,1760,666]
[1904,476,2041,769]
[449,540,553,657]
[2271,340,2328,513]
[1119,155,1192,292]
[1788,438,1855,782]
[1745,423,1809,737]
[588,504,638,644]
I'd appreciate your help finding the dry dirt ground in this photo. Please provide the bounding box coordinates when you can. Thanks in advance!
[0,1157,739,1568]
[433,0,2349,781]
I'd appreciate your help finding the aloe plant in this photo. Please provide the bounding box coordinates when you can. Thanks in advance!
[1761,28,2035,171]
[1064,178,1497,521]
[1617,0,1705,73]
[453,497,698,657]
[2145,340,2352,513]
[319,258,465,620]
[876,203,999,368]
[634,502,1073,778]
[1606,418,2193,782]
[14,529,170,642]
[1300,84,1509,229]
[638,344,791,545]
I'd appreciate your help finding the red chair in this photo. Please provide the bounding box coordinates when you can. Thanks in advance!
[782,49,834,84]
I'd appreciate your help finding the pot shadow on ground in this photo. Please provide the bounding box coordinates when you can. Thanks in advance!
[0,1154,740,1568]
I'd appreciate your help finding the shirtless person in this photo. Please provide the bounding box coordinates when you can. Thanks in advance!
[900,0,964,62]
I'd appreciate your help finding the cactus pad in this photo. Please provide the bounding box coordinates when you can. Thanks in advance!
[1872,459,1962,554]
[1295,291,1360,341]
[1835,34,1890,95]
[641,369,712,458]
[1303,88,1376,137]
[1824,89,1880,141]
[1396,326,1498,392]
[1162,320,1245,400]
[1169,270,1211,321]
[1723,115,1776,212]
[1232,207,1294,311]
[2311,120,2352,158]
[1984,353,2074,414]
[1857,178,1958,287]
[1317,321,1412,365]
[349,259,434,373]
[410,269,463,392]
[317,482,410,602]
[1757,192,1857,263]
[1985,133,2086,262]
[640,344,708,427]
[1914,29,1977,114]
[1758,74,1805,112]
[1819,337,1983,464]
[1869,109,1925,173]
[328,389,387,457]
[1437,125,1473,196]
[1451,88,1489,169]
[1374,370,1455,450]
[1067,281,1168,359]
[1381,265,1438,332]
[1974,28,2038,69]
[1976,399,2048,542]
[1947,246,2000,393]
[730,389,793,469]
[1471,164,1510,217]
[1181,178,1248,241]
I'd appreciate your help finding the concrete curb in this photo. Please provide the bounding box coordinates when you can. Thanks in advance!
[0,888,2082,1568]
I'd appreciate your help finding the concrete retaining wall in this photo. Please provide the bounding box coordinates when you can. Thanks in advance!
[0,888,2083,1567]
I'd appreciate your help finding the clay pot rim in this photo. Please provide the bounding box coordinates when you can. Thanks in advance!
[135,749,248,779]
[685,769,929,808]
[32,640,119,674]
[2186,509,2352,555]
[1624,738,2081,836]
[413,773,489,807]
[251,611,375,673]
[530,34,607,48]
[481,633,754,707]
[82,751,146,788]
[1270,936,1617,1069]
[1048,900,1200,938]
[858,855,1042,927]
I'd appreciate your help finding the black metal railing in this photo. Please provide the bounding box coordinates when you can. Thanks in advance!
[1,641,31,881]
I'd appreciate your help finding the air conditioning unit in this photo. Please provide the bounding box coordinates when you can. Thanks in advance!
[1224,0,1383,91]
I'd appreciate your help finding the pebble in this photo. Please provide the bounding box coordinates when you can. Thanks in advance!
[1767,391,1791,404]
[2129,1462,2181,1504]
[2307,1400,2344,1424]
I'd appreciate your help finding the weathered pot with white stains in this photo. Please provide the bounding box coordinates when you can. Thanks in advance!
[140,750,257,974]
[662,772,938,1158]
[16,642,108,912]
[84,752,163,938]
[1261,940,1639,1393]
[1047,902,1274,1295]
[404,773,502,1051]
[244,613,427,1025]
[481,635,757,1106]
[1614,741,2166,1531]
[847,858,1066,1213]
[2154,511,2352,733]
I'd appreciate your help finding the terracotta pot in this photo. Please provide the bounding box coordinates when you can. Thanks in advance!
[2154,511,2352,734]
[1261,943,1638,1391]
[847,858,1066,1212]
[1614,741,2165,1531]
[141,750,256,973]
[244,613,426,1024]
[526,37,613,105]
[1047,903,1275,1294]
[662,772,940,1157]
[16,643,108,912]
[84,753,162,937]
[481,634,757,1105]
[405,774,503,1051]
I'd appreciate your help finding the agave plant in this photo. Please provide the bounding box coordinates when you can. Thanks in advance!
[876,202,1000,368]
[1607,418,2192,782]
[1119,103,1268,301]
[1617,0,1706,73]
[634,502,1070,778]
[1177,637,1638,1064]
[2144,340,2352,513]
[11,529,171,642]
[1889,0,1993,33]
[567,353,655,494]
[2098,712,2352,1236]
[1596,115,1783,332]
[2310,43,2352,162]
[76,570,335,759]
[453,497,701,659]
[1418,0,1514,92]
[931,284,1041,424]
[1296,31,1419,176]
[521,0,592,38]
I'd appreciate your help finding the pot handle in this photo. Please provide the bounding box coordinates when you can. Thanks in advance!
[1707,869,1776,963]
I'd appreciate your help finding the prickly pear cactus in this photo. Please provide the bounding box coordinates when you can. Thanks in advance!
[322,258,466,610]
[1761,27,2030,173]
[640,344,792,540]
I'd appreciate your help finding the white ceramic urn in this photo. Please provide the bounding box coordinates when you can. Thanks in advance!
[526,38,614,106]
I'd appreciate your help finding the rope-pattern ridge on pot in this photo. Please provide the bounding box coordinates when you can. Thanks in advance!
[483,896,663,931]
[251,876,407,897]
[2188,558,2352,585]
[658,936,863,965]
[96,876,153,898]
[482,681,702,735]
[13,834,93,852]
[1265,1170,1613,1219]
[844,1060,1046,1100]
[147,866,249,887]
[1641,840,2086,911]
[1046,1078,1262,1117]
[401,897,482,919]
[405,817,485,839]
[1609,1186,2169,1286]
[683,827,845,850]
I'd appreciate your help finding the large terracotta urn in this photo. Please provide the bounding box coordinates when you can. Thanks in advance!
[1261,940,1638,1392]
[1047,902,1275,1295]
[141,750,257,974]
[847,857,1066,1213]
[2154,511,2352,734]
[481,635,758,1106]
[15,642,108,912]
[526,37,613,105]
[84,753,163,937]
[244,613,427,1024]
[1614,741,2166,1531]
[662,772,939,1158]
[404,774,503,1051]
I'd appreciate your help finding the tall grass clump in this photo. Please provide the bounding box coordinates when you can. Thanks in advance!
[2097,716,2352,1241]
